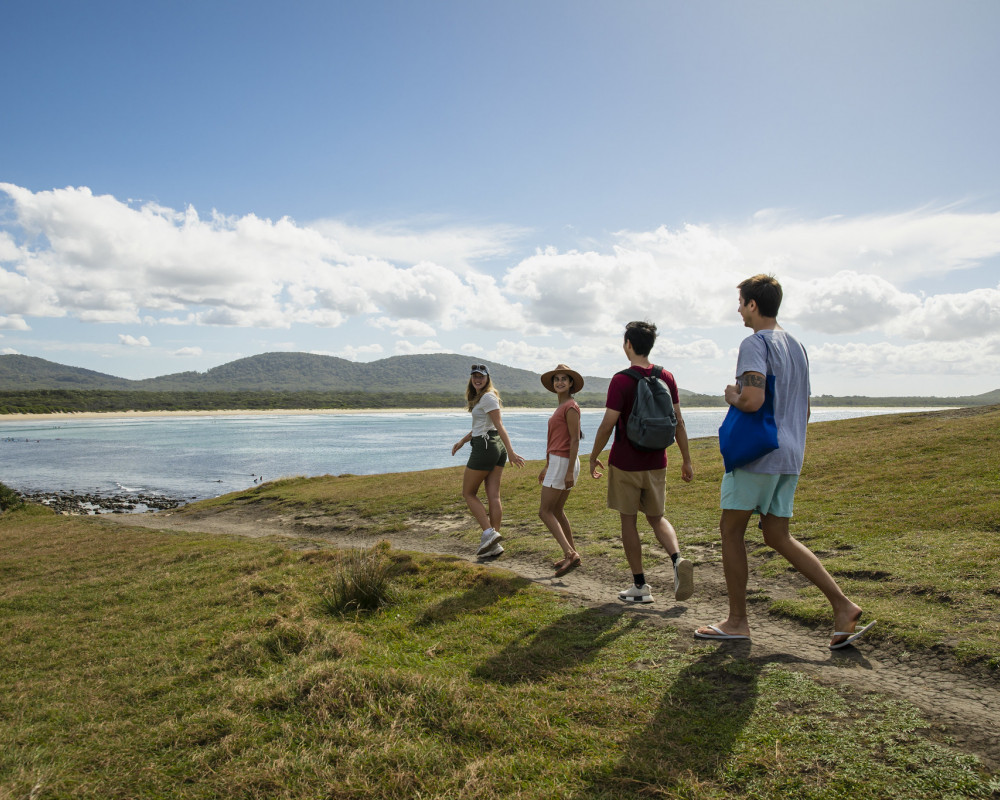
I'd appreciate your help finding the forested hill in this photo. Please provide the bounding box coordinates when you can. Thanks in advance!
[2,353,997,408]
[0,353,614,395]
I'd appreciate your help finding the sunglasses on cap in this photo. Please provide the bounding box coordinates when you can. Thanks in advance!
[470,364,489,375]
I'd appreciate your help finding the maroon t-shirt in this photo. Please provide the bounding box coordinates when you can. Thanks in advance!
[607,365,680,472]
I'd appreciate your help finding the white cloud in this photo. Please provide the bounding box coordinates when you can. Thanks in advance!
[785,271,921,334]
[3,183,1000,393]
[890,287,1000,341]
[394,339,444,355]
[811,336,1000,381]
[371,316,437,337]
[2,347,19,355]
[334,343,384,361]
[119,334,151,347]
[173,346,202,357]
[0,315,31,331]
[310,218,526,271]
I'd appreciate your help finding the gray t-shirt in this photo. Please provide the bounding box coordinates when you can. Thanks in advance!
[734,329,810,475]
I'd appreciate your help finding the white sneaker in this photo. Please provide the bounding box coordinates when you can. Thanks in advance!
[478,543,504,559]
[476,528,502,556]
[673,557,694,601]
[618,583,654,604]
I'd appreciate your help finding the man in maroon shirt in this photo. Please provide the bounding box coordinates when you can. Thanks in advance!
[588,321,695,603]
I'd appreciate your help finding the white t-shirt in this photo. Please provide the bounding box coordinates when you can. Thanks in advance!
[470,392,500,438]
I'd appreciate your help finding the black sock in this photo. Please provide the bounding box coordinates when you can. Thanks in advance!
[633,573,645,587]
[670,552,679,564]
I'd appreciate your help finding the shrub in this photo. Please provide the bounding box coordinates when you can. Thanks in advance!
[317,543,396,614]
[0,482,24,512]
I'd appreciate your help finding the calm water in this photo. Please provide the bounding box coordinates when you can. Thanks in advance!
[0,407,941,502]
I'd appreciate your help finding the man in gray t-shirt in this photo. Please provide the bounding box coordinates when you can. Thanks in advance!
[734,328,810,475]
[695,274,876,650]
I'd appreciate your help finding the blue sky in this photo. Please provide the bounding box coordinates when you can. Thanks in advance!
[2,0,999,396]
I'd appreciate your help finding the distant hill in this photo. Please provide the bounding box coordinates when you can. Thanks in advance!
[0,352,613,397]
[2,352,997,407]
[0,355,134,390]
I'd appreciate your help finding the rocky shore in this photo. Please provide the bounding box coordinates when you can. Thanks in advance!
[17,489,186,515]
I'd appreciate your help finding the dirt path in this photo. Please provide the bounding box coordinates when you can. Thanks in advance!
[106,506,1000,774]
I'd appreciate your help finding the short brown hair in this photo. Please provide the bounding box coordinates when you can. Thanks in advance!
[738,274,782,318]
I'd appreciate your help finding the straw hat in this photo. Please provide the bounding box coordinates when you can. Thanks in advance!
[540,364,585,393]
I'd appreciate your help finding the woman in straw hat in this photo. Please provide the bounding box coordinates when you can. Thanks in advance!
[539,364,584,576]
[452,363,525,558]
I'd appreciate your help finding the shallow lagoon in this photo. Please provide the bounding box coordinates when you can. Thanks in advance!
[0,407,942,502]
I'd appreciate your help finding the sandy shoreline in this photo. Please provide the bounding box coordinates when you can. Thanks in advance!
[0,408,459,421]
[0,407,569,421]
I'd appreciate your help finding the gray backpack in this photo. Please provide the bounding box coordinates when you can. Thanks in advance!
[618,366,677,451]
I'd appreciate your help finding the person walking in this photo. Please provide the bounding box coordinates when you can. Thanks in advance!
[452,363,525,558]
[588,321,695,604]
[695,274,875,649]
[538,364,584,577]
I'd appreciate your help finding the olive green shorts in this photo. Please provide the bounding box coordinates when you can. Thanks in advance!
[467,431,508,471]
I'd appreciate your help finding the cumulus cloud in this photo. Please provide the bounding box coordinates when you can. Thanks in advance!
[334,344,384,361]
[2,347,19,355]
[784,271,921,334]
[119,334,151,347]
[890,287,1000,341]
[0,315,30,331]
[3,183,1000,390]
[371,316,437,338]
[394,339,444,355]
[173,346,202,357]
[0,183,514,333]
[811,336,1000,382]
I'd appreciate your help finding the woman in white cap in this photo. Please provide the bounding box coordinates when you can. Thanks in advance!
[452,363,525,557]
[539,364,584,576]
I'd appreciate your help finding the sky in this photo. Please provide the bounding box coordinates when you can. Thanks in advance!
[2,0,999,397]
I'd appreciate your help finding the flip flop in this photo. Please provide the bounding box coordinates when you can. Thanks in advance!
[554,554,581,577]
[829,620,877,650]
[694,624,750,641]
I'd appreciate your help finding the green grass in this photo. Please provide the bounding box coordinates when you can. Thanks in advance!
[1,499,997,797]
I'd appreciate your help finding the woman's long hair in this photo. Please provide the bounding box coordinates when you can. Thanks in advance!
[466,375,502,412]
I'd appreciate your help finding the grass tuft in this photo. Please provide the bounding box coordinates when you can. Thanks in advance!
[317,542,397,614]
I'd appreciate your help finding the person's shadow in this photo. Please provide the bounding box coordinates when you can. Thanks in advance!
[473,605,641,684]
[576,642,763,794]
[413,570,533,628]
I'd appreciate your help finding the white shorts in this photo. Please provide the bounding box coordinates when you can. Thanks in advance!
[542,454,580,490]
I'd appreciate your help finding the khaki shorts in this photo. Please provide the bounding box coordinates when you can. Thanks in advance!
[607,466,666,517]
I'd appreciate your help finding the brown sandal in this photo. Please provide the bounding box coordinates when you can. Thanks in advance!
[554,554,581,577]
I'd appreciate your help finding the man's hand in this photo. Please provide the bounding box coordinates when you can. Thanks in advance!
[589,455,605,479]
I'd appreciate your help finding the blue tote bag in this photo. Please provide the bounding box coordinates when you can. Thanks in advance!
[718,338,779,473]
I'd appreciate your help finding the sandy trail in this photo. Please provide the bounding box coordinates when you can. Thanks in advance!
[105,505,1000,774]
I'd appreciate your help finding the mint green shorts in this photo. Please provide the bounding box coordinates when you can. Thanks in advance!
[720,470,799,518]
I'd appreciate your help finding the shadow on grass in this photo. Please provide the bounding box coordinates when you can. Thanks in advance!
[579,642,763,796]
[412,571,534,627]
[473,605,641,685]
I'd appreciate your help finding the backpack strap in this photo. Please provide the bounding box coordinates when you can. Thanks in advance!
[616,365,662,381]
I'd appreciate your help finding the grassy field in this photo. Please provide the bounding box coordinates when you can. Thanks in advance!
[1,407,998,798]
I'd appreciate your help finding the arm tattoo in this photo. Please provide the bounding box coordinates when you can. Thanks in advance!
[742,373,766,389]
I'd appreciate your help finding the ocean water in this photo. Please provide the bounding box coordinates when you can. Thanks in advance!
[0,407,941,503]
